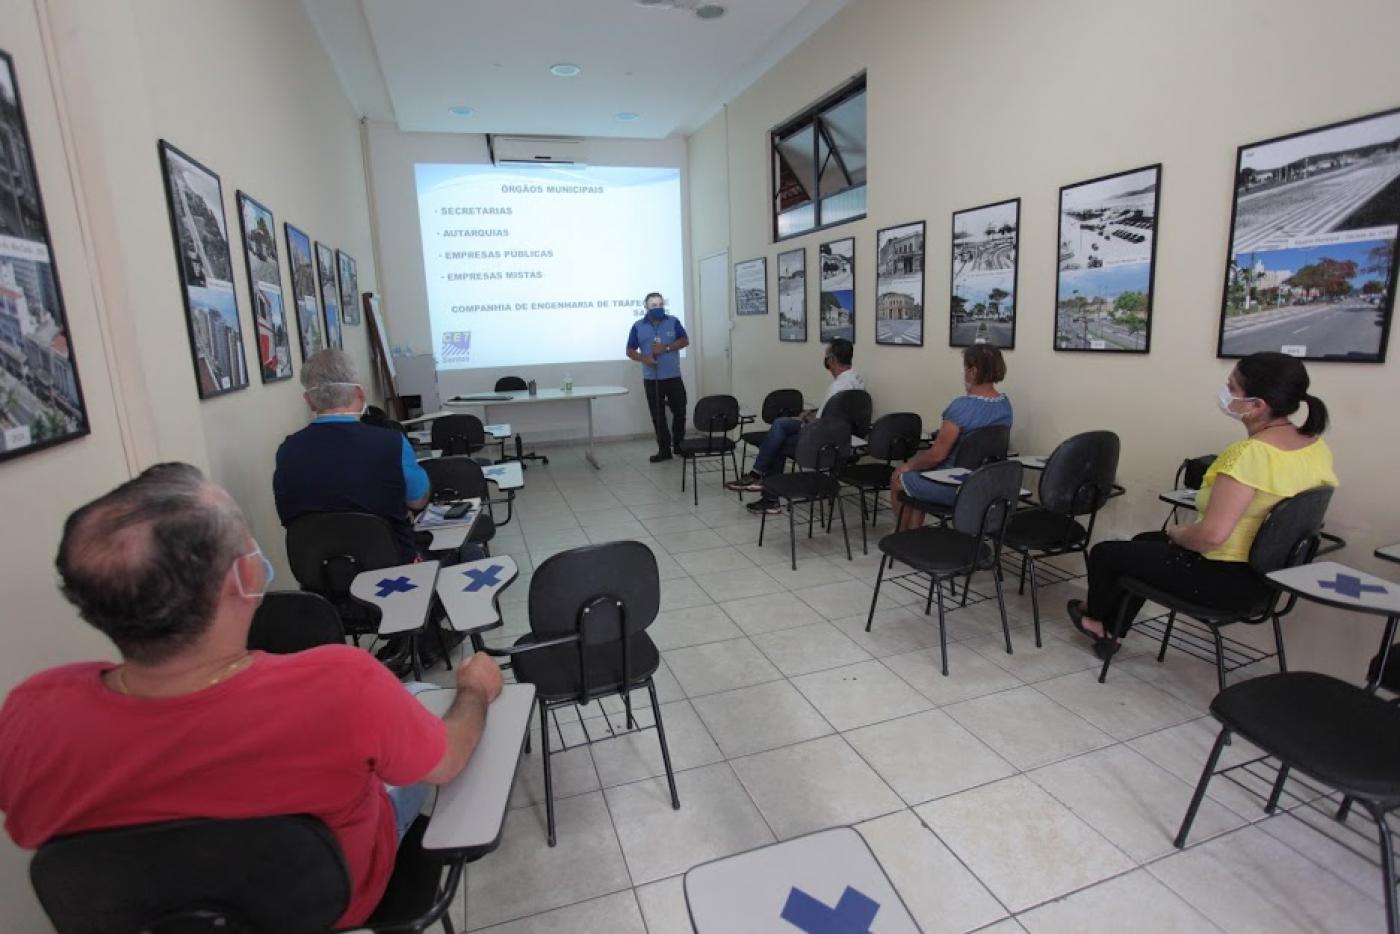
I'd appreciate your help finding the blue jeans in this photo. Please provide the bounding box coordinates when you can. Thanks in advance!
[900,470,957,507]
[387,681,438,843]
[752,417,803,477]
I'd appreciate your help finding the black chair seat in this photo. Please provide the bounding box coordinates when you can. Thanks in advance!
[1004,510,1088,550]
[764,472,840,500]
[677,437,736,455]
[1212,672,1400,803]
[878,526,990,574]
[740,430,769,448]
[512,632,660,703]
[469,512,496,544]
[842,462,895,489]
[1120,574,1272,623]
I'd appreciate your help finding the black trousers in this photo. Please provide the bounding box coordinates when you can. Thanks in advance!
[1085,531,1271,630]
[643,377,687,453]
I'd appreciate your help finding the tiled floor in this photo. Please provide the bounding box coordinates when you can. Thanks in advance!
[425,439,1390,933]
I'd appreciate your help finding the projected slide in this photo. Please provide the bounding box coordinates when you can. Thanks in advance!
[416,163,684,370]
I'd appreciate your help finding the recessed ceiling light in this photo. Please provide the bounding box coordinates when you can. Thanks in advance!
[695,3,725,19]
[615,112,641,122]
[448,105,476,116]
[549,63,582,78]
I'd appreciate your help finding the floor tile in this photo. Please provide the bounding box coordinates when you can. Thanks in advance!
[691,680,832,757]
[1126,717,1277,819]
[604,762,774,885]
[750,621,872,676]
[761,554,858,590]
[589,700,724,788]
[634,876,692,934]
[965,630,1102,683]
[472,890,646,934]
[830,607,947,658]
[659,576,713,611]
[654,529,727,553]
[882,644,1023,706]
[716,591,822,635]
[649,604,744,650]
[916,775,1134,913]
[693,566,788,601]
[796,578,910,620]
[672,545,756,575]
[1035,668,1199,741]
[732,735,903,839]
[508,719,600,810]
[790,659,931,731]
[642,513,711,535]
[1017,869,1220,934]
[944,685,1114,770]
[665,637,782,697]
[845,708,1016,806]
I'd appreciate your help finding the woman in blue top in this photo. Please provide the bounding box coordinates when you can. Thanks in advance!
[890,344,1013,530]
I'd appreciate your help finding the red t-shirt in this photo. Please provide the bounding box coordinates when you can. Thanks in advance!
[0,646,447,927]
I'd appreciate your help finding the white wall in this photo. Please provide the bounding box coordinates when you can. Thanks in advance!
[688,0,1400,678]
[363,123,696,441]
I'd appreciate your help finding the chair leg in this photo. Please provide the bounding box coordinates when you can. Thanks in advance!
[648,679,681,810]
[1174,727,1230,848]
[808,497,816,539]
[1018,551,1028,595]
[539,703,557,846]
[1272,614,1289,673]
[1264,764,1290,814]
[680,456,687,491]
[1156,610,1176,663]
[789,502,798,572]
[993,562,1013,655]
[1211,625,1228,693]
[866,556,887,632]
[1098,597,1133,684]
[692,458,699,507]
[624,689,635,730]
[1025,553,1043,648]
[1372,807,1400,934]
[859,489,868,555]
[836,493,851,562]
[435,621,453,671]
[935,574,949,676]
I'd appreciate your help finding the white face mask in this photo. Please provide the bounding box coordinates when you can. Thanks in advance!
[1217,384,1257,420]
[234,543,275,601]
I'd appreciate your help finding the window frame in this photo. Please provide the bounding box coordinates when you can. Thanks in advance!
[771,74,867,243]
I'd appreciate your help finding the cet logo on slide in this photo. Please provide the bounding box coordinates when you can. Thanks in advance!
[441,330,472,363]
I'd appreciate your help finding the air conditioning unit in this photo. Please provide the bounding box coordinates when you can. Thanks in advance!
[489,135,588,167]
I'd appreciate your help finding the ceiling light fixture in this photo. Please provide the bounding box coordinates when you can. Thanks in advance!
[615,112,641,122]
[549,63,582,78]
[448,105,476,116]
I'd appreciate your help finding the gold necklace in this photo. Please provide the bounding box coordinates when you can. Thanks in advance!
[114,654,251,696]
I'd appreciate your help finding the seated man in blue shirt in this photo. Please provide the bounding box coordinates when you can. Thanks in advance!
[627,292,690,463]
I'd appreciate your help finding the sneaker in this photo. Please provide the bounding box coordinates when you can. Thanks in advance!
[746,499,783,515]
[649,452,673,463]
[725,474,764,492]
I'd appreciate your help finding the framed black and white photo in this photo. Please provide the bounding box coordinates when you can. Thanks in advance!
[315,241,343,350]
[1217,107,1400,362]
[876,221,925,346]
[236,192,292,383]
[283,224,324,360]
[336,249,360,325]
[818,236,855,342]
[777,247,807,341]
[734,257,767,316]
[158,140,248,398]
[950,199,1019,348]
[1054,164,1160,353]
[0,50,90,461]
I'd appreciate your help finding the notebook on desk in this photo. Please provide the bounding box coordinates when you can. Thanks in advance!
[414,497,482,530]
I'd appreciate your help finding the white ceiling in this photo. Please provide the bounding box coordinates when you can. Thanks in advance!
[304,0,849,139]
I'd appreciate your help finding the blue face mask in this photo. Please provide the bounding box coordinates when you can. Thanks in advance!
[647,306,665,320]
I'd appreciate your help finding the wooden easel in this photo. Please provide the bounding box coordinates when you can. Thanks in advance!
[362,292,406,421]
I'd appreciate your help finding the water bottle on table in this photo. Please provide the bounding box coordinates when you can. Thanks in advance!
[562,374,573,393]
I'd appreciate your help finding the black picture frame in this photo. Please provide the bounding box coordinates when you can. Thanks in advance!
[950,198,1019,349]
[158,139,248,398]
[283,223,324,360]
[235,192,293,383]
[336,249,360,325]
[1216,107,1400,363]
[1054,164,1161,354]
[777,247,807,342]
[0,49,91,462]
[315,241,343,350]
[875,220,925,346]
[734,257,768,316]
[818,236,855,343]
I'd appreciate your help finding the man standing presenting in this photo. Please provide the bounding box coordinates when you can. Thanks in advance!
[627,292,690,463]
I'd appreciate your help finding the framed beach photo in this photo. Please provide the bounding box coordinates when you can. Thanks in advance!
[1217,107,1400,363]
[875,221,925,346]
[1054,164,1161,353]
[950,199,1019,348]
[236,192,292,382]
[777,247,807,341]
[818,236,855,342]
[284,223,324,360]
[734,256,768,316]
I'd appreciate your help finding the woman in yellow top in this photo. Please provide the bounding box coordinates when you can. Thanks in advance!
[1068,352,1338,658]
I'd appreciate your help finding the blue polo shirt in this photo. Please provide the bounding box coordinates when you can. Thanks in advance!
[627,314,687,381]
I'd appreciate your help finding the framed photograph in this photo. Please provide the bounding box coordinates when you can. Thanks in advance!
[777,247,807,341]
[818,237,855,342]
[336,249,360,325]
[1217,107,1400,362]
[315,241,343,349]
[236,193,292,383]
[951,198,1019,348]
[734,257,767,316]
[1054,164,1161,353]
[283,223,324,360]
[158,140,248,398]
[876,221,925,346]
[0,50,90,461]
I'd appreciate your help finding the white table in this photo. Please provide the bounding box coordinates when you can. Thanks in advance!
[685,827,918,933]
[435,556,519,635]
[850,431,934,453]
[1014,454,1049,470]
[444,385,628,470]
[350,560,441,636]
[921,467,1031,498]
[1268,560,1400,692]
[416,683,536,857]
[1377,543,1400,565]
[414,498,483,552]
[1159,488,1199,511]
[482,462,524,491]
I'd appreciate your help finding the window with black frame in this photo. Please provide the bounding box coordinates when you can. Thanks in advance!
[772,76,867,241]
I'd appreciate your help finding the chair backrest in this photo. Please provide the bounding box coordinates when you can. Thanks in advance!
[529,541,659,641]
[431,414,485,456]
[422,455,488,501]
[1249,486,1334,575]
[286,512,403,602]
[866,412,923,462]
[495,376,528,392]
[1038,430,1121,516]
[823,389,873,437]
[248,592,345,654]
[1176,454,1217,490]
[952,459,1025,547]
[794,415,853,473]
[761,388,804,424]
[30,816,350,934]
[693,394,740,435]
[951,424,1010,469]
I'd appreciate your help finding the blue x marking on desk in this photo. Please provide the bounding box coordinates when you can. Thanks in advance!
[463,564,505,592]
[483,466,505,476]
[781,885,879,934]
[376,576,418,598]
[1319,574,1387,600]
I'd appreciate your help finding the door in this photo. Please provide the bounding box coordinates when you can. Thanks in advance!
[697,250,731,396]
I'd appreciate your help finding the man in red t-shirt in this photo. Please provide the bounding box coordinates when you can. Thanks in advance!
[0,462,503,928]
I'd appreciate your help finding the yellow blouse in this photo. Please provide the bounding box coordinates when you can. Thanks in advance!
[1195,437,1338,563]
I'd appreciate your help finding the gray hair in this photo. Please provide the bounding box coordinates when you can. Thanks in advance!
[56,463,249,664]
[301,349,361,411]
